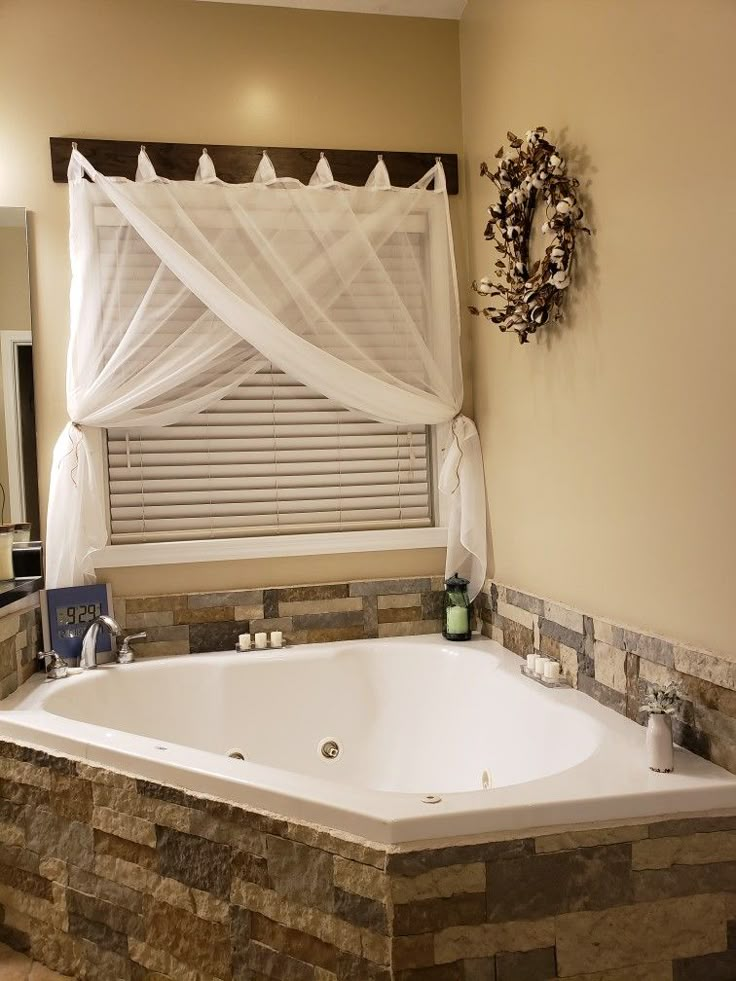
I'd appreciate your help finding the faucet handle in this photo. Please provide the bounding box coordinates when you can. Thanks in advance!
[38,651,69,680]
[117,632,146,664]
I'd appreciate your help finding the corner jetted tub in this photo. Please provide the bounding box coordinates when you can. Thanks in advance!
[1,635,734,844]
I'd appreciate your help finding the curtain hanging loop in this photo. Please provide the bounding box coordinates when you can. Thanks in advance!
[136,146,157,182]
[254,151,277,183]
[72,141,78,151]
[366,155,391,189]
[310,153,333,186]
[195,148,217,182]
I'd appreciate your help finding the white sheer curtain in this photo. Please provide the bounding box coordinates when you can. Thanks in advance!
[46,147,486,595]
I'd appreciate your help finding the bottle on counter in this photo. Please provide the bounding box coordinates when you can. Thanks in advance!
[442,572,473,641]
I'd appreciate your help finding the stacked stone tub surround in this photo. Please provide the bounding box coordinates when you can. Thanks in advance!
[112,577,450,658]
[0,593,42,700]
[479,579,736,774]
[0,739,733,980]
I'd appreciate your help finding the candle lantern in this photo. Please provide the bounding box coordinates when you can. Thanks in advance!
[442,572,472,641]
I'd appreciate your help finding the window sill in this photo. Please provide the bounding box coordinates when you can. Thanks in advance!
[92,527,448,569]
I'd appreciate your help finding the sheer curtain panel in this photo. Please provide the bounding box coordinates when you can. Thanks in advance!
[46,148,486,596]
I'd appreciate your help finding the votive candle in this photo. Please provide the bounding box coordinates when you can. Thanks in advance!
[526,653,536,674]
[534,655,547,677]
[270,630,283,648]
[238,633,250,650]
[254,632,268,650]
[544,660,561,683]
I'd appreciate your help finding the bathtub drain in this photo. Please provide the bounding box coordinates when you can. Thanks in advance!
[421,795,442,805]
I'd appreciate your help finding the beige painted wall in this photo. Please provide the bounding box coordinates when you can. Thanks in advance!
[460,0,736,656]
[0,0,463,595]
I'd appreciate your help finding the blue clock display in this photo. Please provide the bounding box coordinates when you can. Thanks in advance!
[55,603,103,638]
[42,584,114,662]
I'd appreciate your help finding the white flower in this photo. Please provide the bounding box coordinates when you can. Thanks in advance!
[556,199,572,214]
[549,154,561,168]
[508,188,526,205]
[541,221,550,234]
[504,148,520,163]
[550,246,565,261]
[551,271,570,289]
[475,278,493,295]
[643,683,680,716]
[525,129,541,145]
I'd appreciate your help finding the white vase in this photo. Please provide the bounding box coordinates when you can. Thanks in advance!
[647,713,674,772]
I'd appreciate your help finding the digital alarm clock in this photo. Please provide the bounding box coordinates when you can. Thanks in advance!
[41,583,115,663]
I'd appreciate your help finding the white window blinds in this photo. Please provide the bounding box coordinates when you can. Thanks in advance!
[104,217,435,545]
[106,369,431,543]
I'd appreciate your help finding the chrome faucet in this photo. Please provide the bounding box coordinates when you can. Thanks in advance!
[80,614,122,670]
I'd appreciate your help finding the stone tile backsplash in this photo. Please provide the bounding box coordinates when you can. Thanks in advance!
[115,577,450,658]
[0,594,41,700]
[480,579,736,775]
[0,740,734,979]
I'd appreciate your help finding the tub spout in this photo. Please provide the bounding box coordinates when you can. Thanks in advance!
[80,615,121,670]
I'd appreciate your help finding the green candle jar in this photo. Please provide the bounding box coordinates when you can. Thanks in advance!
[442,572,472,641]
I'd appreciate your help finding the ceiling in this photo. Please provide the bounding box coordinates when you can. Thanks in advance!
[191,0,467,18]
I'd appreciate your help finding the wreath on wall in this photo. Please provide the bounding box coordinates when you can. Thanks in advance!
[469,127,590,344]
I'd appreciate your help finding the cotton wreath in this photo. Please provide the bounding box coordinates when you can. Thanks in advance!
[470,127,590,344]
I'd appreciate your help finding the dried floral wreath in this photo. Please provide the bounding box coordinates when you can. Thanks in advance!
[469,127,590,344]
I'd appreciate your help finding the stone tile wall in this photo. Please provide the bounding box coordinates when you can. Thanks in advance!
[0,740,734,979]
[0,594,41,700]
[114,577,451,658]
[479,580,736,775]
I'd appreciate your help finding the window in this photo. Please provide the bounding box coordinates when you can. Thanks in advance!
[103,223,439,548]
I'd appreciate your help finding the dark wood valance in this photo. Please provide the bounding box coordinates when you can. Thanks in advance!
[50,138,459,194]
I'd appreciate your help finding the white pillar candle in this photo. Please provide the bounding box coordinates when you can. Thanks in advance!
[238,633,250,650]
[270,630,283,648]
[254,632,268,650]
[534,655,547,676]
[526,653,536,673]
[544,660,561,683]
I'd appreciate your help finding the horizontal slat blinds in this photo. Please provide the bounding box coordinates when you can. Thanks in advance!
[103,206,435,545]
[107,369,431,543]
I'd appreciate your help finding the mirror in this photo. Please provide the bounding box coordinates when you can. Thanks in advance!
[0,208,41,566]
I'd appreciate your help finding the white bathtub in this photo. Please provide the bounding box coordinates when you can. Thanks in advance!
[1,635,734,844]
